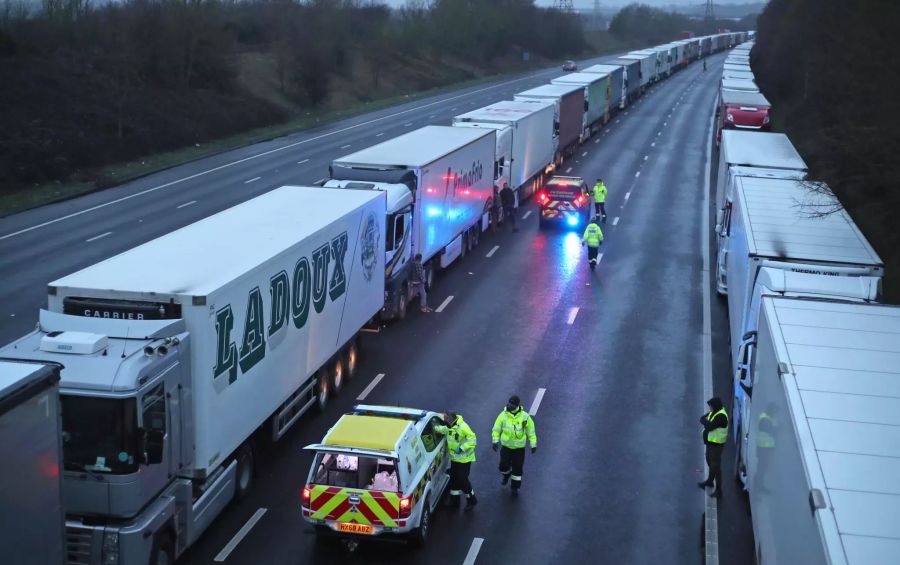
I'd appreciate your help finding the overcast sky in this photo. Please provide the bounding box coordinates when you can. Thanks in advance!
[383,0,758,10]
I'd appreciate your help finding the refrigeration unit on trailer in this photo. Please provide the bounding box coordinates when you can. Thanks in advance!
[746,297,900,565]
[606,58,643,101]
[583,64,626,112]
[0,186,386,565]
[515,83,585,162]
[725,179,883,476]
[551,71,611,136]
[623,51,659,84]
[329,125,495,317]
[0,360,64,565]
[452,99,555,201]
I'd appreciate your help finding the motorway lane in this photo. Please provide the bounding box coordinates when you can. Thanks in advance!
[173,56,730,565]
[0,54,620,343]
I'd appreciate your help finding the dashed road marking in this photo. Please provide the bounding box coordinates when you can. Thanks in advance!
[176,200,197,209]
[565,167,573,173]
[463,538,484,565]
[86,231,112,242]
[582,151,588,157]
[486,245,500,258]
[567,307,579,325]
[529,388,547,416]
[522,210,532,220]
[375,133,385,137]
[651,142,656,147]
[244,176,261,184]
[404,122,413,127]
[625,192,631,200]
[297,159,310,164]
[634,171,641,178]
[644,155,649,161]
[612,216,620,225]
[357,373,385,401]
[597,253,604,263]
[214,508,267,562]
[435,295,454,313]
[595,139,600,144]
[340,144,352,149]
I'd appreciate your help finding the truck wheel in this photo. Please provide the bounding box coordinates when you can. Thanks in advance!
[329,356,345,397]
[409,496,431,548]
[471,226,480,247]
[460,231,468,258]
[315,369,330,412]
[235,443,254,500]
[150,532,174,565]
[345,340,359,381]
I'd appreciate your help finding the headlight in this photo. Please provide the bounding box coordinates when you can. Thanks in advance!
[726,114,734,122]
[763,115,770,124]
[102,531,119,565]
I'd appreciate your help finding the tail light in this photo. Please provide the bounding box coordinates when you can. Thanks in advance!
[302,486,311,507]
[538,192,548,203]
[575,194,585,206]
[399,496,412,518]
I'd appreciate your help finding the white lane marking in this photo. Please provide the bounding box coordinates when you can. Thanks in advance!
[657,131,662,136]
[651,142,656,147]
[612,216,620,226]
[375,132,385,137]
[86,231,112,242]
[529,388,547,416]
[357,373,385,401]
[595,139,600,144]
[429,114,436,118]
[624,192,631,200]
[176,200,197,209]
[615,119,620,123]
[644,155,649,161]
[486,245,500,258]
[522,210,532,220]
[582,151,588,157]
[463,538,484,565]
[1,71,575,242]
[435,295,454,313]
[567,307,579,325]
[700,94,719,565]
[634,171,640,178]
[404,122,413,127]
[214,508,267,562]
[451,107,457,111]
[340,144,352,149]
[244,176,261,184]
[664,122,668,126]
[597,253,603,263]
[565,167,573,173]
[297,159,310,165]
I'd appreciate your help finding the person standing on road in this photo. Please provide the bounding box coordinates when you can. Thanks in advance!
[499,182,518,232]
[581,218,604,271]
[592,178,608,222]
[435,412,478,509]
[492,395,537,495]
[698,397,728,499]
[410,254,432,313]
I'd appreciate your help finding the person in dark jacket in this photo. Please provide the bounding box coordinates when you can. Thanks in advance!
[499,183,518,232]
[410,253,432,313]
[698,397,729,498]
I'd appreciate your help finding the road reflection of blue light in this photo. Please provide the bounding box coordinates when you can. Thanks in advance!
[567,215,579,227]
[560,232,582,280]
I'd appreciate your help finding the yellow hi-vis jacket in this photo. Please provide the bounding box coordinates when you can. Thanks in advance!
[492,407,537,449]
[593,182,608,203]
[704,408,729,444]
[435,415,477,463]
[582,223,604,247]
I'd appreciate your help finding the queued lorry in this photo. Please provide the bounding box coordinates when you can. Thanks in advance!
[606,58,643,100]
[515,83,585,163]
[724,177,883,486]
[0,360,64,564]
[744,297,900,565]
[551,71,611,138]
[0,186,387,565]
[716,90,771,143]
[584,63,627,111]
[452,99,555,203]
[328,125,495,319]
[622,51,658,85]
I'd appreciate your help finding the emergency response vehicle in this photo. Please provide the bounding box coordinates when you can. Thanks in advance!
[302,405,450,549]
[537,176,591,229]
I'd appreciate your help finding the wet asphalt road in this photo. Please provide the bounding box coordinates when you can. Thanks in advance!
[0,52,756,564]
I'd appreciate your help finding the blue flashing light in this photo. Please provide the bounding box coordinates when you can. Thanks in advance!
[567,215,579,227]
[426,206,442,218]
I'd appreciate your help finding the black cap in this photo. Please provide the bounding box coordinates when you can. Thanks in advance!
[707,397,723,411]
[508,395,520,406]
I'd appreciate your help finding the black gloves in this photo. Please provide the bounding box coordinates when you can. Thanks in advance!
[492,443,499,452]
[531,446,537,454]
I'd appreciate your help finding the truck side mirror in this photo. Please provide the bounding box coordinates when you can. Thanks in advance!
[145,430,165,465]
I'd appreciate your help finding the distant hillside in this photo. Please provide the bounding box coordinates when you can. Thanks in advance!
[753,0,900,300]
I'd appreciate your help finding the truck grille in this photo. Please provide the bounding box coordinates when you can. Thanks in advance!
[65,525,94,565]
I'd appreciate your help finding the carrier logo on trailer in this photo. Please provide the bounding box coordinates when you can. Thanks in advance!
[212,231,349,385]
[360,212,379,282]
[445,161,484,197]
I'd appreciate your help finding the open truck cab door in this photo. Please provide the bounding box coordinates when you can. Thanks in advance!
[733,330,757,488]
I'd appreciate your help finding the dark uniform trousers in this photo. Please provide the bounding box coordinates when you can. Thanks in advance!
[499,446,526,489]
[449,461,473,496]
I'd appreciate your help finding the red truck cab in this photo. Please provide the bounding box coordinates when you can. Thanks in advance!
[717,90,772,144]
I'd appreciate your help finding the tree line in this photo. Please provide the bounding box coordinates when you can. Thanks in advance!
[608,3,756,45]
[0,0,586,193]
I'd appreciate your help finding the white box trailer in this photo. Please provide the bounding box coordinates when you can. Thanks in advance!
[452,99,555,201]
[0,186,386,564]
[650,44,676,77]
[330,125,495,289]
[0,360,64,565]
[583,64,626,111]
[551,71,611,135]
[515,83,586,161]
[746,297,900,565]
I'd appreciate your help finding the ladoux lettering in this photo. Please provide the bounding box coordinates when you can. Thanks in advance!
[213,232,349,384]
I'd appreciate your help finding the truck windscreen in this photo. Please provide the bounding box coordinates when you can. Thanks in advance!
[60,395,139,475]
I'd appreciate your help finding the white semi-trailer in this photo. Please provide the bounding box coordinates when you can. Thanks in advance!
[328,125,495,320]
[452,99,555,202]
[746,297,900,565]
[0,186,386,565]
[0,360,64,564]
[725,178,883,486]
